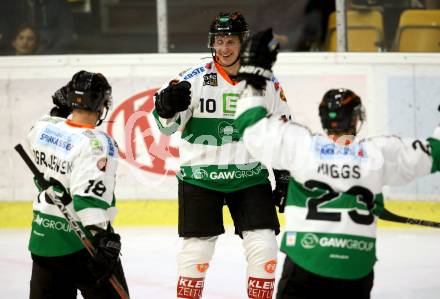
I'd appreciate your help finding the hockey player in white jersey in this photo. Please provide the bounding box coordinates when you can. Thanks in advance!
[153,12,288,299]
[26,70,129,298]
[235,29,440,299]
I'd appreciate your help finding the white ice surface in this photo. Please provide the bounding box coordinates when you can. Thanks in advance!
[1,227,439,299]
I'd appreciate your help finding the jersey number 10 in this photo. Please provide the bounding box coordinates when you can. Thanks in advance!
[200,98,216,113]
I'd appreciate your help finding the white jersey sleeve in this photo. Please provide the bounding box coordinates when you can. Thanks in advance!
[235,89,311,170]
[236,86,440,188]
[364,135,434,186]
[266,75,290,117]
[70,131,119,226]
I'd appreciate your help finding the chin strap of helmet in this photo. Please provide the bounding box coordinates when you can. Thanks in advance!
[210,47,241,68]
[95,100,112,127]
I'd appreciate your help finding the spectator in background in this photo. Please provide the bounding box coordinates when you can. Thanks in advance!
[0,0,75,55]
[253,0,309,51]
[253,0,335,51]
[297,0,336,51]
[11,25,39,55]
[0,2,27,55]
[27,0,75,54]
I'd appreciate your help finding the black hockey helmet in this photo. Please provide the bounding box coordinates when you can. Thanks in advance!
[207,12,249,48]
[319,88,365,135]
[67,70,112,125]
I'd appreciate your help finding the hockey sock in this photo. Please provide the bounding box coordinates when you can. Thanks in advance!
[177,236,217,299]
[243,229,278,299]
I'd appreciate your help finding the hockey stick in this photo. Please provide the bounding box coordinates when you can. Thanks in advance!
[380,207,440,229]
[14,144,130,299]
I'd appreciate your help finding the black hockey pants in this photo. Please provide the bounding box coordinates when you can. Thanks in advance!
[29,249,129,299]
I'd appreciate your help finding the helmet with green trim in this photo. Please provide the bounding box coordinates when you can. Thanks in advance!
[319,88,365,135]
[207,12,249,48]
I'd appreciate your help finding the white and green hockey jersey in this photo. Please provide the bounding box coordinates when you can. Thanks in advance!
[26,116,119,257]
[235,91,440,279]
[153,61,289,192]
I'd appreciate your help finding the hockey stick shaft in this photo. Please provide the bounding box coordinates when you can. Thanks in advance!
[14,144,129,299]
[380,207,440,228]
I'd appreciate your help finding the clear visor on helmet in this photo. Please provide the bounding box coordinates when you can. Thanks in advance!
[207,31,250,48]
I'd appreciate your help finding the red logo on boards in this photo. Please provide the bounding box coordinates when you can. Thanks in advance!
[107,88,179,175]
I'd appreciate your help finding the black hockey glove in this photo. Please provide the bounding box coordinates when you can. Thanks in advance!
[43,178,72,206]
[50,85,72,118]
[237,28,279,90]
[33,175,71,205]
[273,169,290,213]
[87,228,121,284]
[154,80,191,118]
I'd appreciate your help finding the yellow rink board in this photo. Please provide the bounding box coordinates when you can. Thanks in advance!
[0,199,439,229]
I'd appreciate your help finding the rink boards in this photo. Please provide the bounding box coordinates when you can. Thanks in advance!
[1,199,439,229]
[1,53,440,228]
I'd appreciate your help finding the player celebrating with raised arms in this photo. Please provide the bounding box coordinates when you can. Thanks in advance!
[235,29,440,299]
[24,71,129,299]
[153,12,289,299]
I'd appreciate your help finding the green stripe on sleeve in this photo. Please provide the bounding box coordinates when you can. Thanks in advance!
[152,109,181,135]
[428,137,440,172]
[73,195,111,212]
[234,106,268,137]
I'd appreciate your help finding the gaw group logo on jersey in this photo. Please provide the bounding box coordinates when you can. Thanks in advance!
[300,233,374,252]
[192,169,209,180]
[301,233,320,249]
[107,88,179,176]
[34,214,72,232]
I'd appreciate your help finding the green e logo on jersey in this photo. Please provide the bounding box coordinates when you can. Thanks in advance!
[223,93,240,116]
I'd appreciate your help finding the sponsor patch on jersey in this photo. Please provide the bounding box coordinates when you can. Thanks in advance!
[42,116,65,124]
[178,68,191,77]
[34,214,73,232]
[90,138,104,155]
[99,133,116,157]
[301,233,320,249]
[315,140,367,160]
[97,157,107,171]
[190,165,265,180]
[300,233,374,252]
[217,120,239,140]
[82,130,95,139]
[222,93,240,116]
[38,126,74,152]
[191,168,209,180]
[203,73,218,86]
[286,232,297,246]
[183,66,205,80]
[82,130,104,155]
